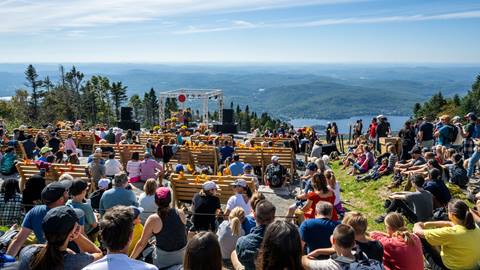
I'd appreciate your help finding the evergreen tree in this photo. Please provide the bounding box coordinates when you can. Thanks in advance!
[24,65,44,120]
[110,82,128,120]
[129,94,143,121]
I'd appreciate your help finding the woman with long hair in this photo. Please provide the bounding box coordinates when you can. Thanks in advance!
[183,231,223,270]
[217,207,246,260]
[291,173,337,221]
[0,178,23,226]
[126,152,141,183]
[329,122,338,144]
[414,199,480,270]
[130,187,187,269]
[18,206,102,270]
[371,212,424,270]
[138,178,158,223]
[256,220,303,270]
[224,179,252,217]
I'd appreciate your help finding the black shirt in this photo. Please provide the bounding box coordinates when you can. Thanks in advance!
[376,122,390,138]
[419,122,434,141]
[356,239,384,262]
[192,193,221,231]
[22,139,36,159]
[48,137,61,153]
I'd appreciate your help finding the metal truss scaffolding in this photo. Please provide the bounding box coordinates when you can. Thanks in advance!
[159,89,224,126]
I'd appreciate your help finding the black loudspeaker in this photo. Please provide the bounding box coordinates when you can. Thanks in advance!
[222,109,234,124]
[118,121,140,131]
[121,107,133,121]
[213,123,238,134]
[321,143,339,155]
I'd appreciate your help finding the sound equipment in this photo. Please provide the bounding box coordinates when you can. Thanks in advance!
[120,107,133,121]
[118,121,140,131]
[222,109,234,124]
[213,123,238,134]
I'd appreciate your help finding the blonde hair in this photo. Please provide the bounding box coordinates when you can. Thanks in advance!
[342,211,368,235]
[144,178,158,196]
[229,207,246,237]
[325,169,336,188]
[384,212,415,245]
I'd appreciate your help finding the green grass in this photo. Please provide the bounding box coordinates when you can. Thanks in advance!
[331,161,469,231]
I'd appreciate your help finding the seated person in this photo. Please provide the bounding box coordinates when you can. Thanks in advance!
[228,154,245,176]
[390,147,427,188]
[423,168,452,209]
[376,175,433,224]
[302,224,383,270]
[447,153,469,188]
[349,145,375,175]
[264,155,288,188]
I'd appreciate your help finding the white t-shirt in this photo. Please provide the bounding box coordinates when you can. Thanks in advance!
[82,254,158,270]
[138,193,158,223]
[306,258,342,270]
[105,159,122,176]
[226,193,252,214]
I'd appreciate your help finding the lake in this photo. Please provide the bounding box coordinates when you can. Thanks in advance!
[289,115,411,134]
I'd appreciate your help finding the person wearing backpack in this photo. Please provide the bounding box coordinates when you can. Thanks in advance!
[302,224,384,270]
[434,115,457,147]
[0,147,17,176]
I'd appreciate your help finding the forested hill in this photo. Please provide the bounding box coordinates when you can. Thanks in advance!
[0,64,478,119]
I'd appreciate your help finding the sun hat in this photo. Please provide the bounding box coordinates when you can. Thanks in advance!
[202,181,219,191]
[230,179,247,188]
[42,206,84,235]
[271,155,280,162]
[98,178,111,190]
[156,187,171,199]
[39,146,53,155]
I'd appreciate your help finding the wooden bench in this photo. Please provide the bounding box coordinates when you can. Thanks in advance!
[165,146,195,172]
[16,161,90,191]
[138,133,177,145]
[189,145,219,174]
[190,135,233,145]
[234,147,296,176]
[92,143,146,167]
[58,131,96,152]
[170,174,255,206]
[20,128,47,138]
[251,137,293,147]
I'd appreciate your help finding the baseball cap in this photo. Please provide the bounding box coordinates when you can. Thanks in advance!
[69,179,89,196]
[39,146,53,155]
[202,181,219,191]
[98,178,111,189]
[271,155,280,162]
[130,206,144,220]
[41,180,72,204]
[243,164,253,171]
[306,162,318,171]
[175,164,184,173]
[156,187,171,200]
[409,146,422,155]
[42,206,84,235]
[94,148,102,153]
[465,112,478,120]
[230,179,247,188]
[376,114,385,119]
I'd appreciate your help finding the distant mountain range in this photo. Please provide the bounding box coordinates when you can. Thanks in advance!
[0,63,478,119]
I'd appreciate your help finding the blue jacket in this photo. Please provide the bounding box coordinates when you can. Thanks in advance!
[235,225,266,270]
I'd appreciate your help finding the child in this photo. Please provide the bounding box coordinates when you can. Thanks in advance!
[356,158,389,182]
[325,170,345,216]
[128,206,144,256]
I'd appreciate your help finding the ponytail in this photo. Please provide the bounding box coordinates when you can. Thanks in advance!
[464,211,475,230]
[385,212,416,245]
[448,199,476,230]
[230,217,242,237]
[392,228,415,246]
[30,242,64,270]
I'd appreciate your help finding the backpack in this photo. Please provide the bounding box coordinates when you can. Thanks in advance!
[445,124,458,144]
[267,164,284,188]
[333,252,384,270]
[449,164,469,188]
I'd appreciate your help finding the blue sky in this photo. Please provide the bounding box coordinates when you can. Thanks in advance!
[1,0,480,63]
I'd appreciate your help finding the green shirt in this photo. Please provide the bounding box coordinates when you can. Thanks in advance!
[66,199,96,234]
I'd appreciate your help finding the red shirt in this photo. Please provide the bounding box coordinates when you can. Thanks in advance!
[369,123,378,138]
[370,232,424,270]
[304,191,338,221]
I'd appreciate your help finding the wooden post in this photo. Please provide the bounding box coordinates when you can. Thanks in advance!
[348,125,352,145]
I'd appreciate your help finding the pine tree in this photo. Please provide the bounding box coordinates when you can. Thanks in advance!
[24,65,44,120]
[110,82,128,120]
[129,94,143,121]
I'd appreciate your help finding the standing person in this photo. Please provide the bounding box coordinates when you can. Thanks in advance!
[434,115,456,147]
[140,153,164,182]
[130,187,187,269]
[99,173,138,215]
[225,179,252,217]
[138,178,158,224]
[376,115,390,152]
[451,116,464,151]
[255,220,303,270]
[217,207,246,260]
[183,232,223,270]
[18,206,103,270]
[83,206,157,270]
[89,153,105,188]
[398,121,416,162]
[414,199,480,270]
[326,123,332,144]
[367,117,378,143]
[219,140,234,164]
[371,212,424,270]
[48,132,61,154]
[104,153,123,178]
[418,116,435,149]
[330,122,338,144]
[0,178,23,226]
[231,200,276,270]
[463,112,477,159]
[228,154,245,176]
[191,181,221,232]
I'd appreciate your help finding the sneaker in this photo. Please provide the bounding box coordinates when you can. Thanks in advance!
[374,215,385,223]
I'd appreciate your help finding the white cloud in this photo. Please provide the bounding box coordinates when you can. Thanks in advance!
[0,0,362,33]
[175,10,480,34]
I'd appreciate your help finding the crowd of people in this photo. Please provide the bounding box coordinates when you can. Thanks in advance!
[0,113,480,270]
